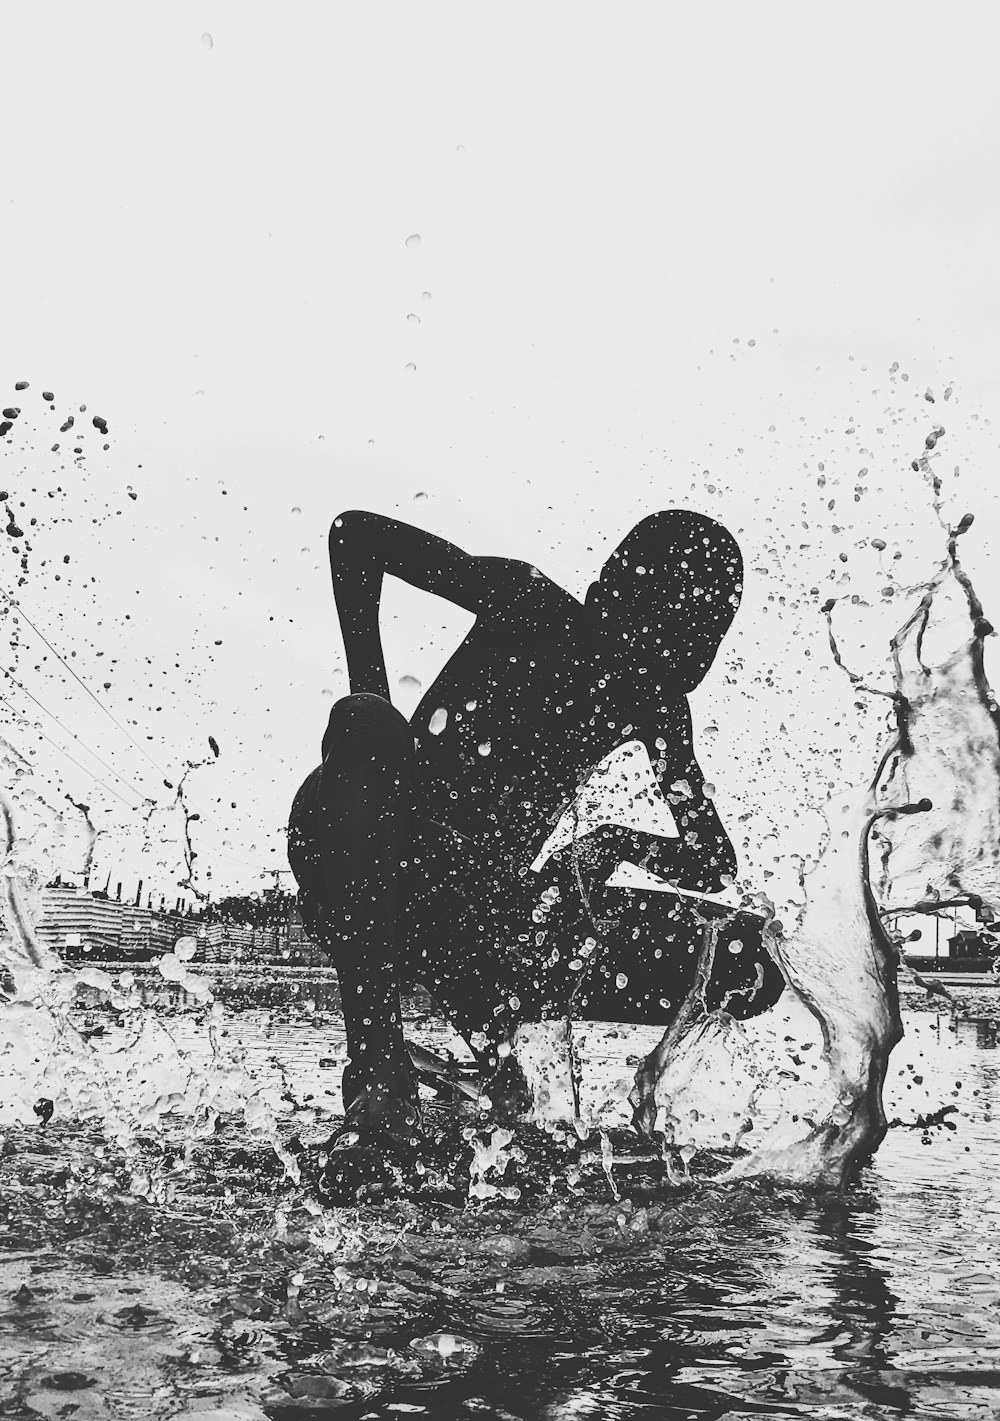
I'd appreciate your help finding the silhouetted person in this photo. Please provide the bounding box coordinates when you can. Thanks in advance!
[288,509,784,1196]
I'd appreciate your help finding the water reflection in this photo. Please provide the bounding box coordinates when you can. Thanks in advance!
[976,1019,998,1051]
[794,1196,907,1414]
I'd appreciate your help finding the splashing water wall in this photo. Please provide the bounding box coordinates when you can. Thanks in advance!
[514,480,1000,1191]
[3,394,1000,1200]
[0,728,302,1191]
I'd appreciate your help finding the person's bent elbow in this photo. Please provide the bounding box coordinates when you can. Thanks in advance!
[330,509,374,539]
[329,510,377,566]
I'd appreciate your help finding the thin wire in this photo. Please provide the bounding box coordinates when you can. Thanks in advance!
[0,694,137,808]
[1,667,148,801]
[2,597,278,875]
[1,591,171,778]
[1,694,267,876]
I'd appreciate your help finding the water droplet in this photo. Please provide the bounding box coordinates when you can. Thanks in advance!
[477,740,492,756]
[465,699,477,711]
[405,233,421,249]
[398,674,421,693]
[174,936,197,961]
[413,490,428,501]
[201,32,213,49]
[290,506,301,515]
[616,973,629,990]
[429,708,448,735]
[406,313,421,325]
[404,362,416,373]
[421,291,432,303]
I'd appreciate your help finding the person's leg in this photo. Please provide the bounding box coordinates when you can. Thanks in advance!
[395,833,538,1116]
[288,693,421,1155]
[513,879,784,1027]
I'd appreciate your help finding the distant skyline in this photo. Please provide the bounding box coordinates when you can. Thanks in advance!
[2,3,999,910]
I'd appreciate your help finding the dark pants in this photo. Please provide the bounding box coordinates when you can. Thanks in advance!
[288,694,783,1115]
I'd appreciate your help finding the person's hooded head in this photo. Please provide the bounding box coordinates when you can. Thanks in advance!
[584,510,743,693]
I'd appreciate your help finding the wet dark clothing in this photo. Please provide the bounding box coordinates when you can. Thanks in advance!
[287,510,784,1109]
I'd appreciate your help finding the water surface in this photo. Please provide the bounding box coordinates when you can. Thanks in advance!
[1,971,998,1420]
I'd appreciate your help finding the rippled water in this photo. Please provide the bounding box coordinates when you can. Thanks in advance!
[0,970,998,1419]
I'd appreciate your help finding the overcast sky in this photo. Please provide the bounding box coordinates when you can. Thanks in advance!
[1,2,999,909]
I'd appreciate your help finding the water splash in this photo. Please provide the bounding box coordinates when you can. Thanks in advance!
[873,518,1000,920]
[630,510,1000,1188]
[468,1125,523,1202]
[0,734,300,1184]
[1,734,65,975]
[64,793,98,887]
[139,752,217,903]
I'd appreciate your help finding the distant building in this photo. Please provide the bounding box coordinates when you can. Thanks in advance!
[896,904,999,973]
[38,886,328,969]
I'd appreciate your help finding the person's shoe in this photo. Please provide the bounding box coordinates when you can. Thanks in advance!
[314,1091,425,1204]
[316,1126,422,1204]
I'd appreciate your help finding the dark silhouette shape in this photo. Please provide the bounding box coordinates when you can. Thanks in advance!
[288,509,784,1193]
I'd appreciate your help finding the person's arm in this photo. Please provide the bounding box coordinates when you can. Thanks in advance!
[328,510,545,698]
[561,818,737,896]
[549,727,738,894]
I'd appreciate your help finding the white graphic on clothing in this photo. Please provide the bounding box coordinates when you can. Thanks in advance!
[529,739,679,875]
[603,858,740,905]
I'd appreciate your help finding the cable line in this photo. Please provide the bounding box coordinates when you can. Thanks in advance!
[0,666,147,802]
[0,694,137,808]
[0,590,171,779]
[3,595,276,874]
[1,691,269,870]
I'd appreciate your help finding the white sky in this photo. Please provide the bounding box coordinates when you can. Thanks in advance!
[1,2,999,907]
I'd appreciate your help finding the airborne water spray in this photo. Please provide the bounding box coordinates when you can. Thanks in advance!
[625,433,1000,1189]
